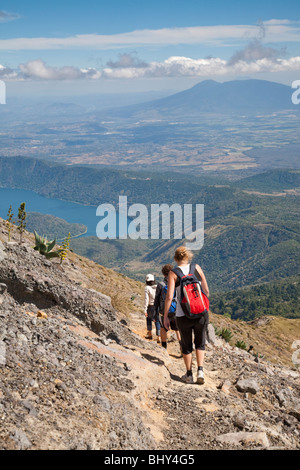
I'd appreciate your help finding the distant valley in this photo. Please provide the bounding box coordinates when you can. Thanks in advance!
[1,79,299,177]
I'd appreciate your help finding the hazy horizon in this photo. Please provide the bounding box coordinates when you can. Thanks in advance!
[0,1,299,96]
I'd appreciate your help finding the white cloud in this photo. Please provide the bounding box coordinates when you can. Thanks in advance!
[0,20,299,50]
[0,64,18,80]
[102,55,300,79]
[3,52,300,83]
[263,19,300,25]
[19,59,101,80]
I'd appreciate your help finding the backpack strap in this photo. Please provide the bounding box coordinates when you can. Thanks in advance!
[190,263,196,275]
[171,266,184,279]
[172,264,196,278]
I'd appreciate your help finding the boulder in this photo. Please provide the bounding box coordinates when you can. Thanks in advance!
[206,323,217,344]
[218,379,233,395]
[216,431,269,448]
[236,378,260,395]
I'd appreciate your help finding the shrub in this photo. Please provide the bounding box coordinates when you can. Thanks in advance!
[215,327,233,343]
[235,340,248,350]
[33,231,61,260]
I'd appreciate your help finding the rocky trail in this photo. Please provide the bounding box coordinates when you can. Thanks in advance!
[128,313,300,450]
[0,226,299,451]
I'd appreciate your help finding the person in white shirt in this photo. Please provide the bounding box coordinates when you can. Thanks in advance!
[144,274,161,343]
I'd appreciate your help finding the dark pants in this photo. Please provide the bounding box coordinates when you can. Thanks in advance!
[176,312,209,355]
[146,305,161,336]
[159,314,179,332]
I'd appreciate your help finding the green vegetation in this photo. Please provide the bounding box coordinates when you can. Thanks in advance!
[236,169,300,193]
[235,340,248,350]
[215,327,233,343]
[6,205,14,242]
[33,231,61,260]
[26,212,87,240]
[211,276,300,320]
[17,202,27,243]
[0,157,299,300]
[59,232,71,264]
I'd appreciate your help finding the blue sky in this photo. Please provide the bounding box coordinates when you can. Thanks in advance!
[1,0,300,94]
[1,0,299,35]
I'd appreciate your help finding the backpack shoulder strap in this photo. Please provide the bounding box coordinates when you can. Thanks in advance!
[172,266,184,279]
[190,263,196,275]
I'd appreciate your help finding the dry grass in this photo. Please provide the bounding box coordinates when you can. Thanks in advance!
[209,312,300,367]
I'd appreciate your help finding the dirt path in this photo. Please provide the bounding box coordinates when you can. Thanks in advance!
[120,310,300,450]
[123,310,228,449]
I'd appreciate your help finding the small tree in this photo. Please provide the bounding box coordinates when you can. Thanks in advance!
[17,202,27,243]
[6,205,15,242]
[59,232,71,265]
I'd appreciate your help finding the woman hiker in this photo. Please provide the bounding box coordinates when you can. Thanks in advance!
[144,273,161,343]
[163,246,209,384]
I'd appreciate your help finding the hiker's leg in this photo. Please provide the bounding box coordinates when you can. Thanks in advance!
[173,318,181,343]
[182,352,193,371]
[161,328,167,342]
[196,349,205,367]
[158,315,167,347]
[155,319,161,343]
[194,312,208,367]
[175,329,181,342]
[176,316,193,367]
[146,317,152,336]
[154,318,161,336]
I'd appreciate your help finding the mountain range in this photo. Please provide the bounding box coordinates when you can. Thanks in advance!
[106,79,299,118]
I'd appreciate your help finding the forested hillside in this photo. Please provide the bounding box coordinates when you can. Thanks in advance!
[0,157,299,299]
[211,276,300,320]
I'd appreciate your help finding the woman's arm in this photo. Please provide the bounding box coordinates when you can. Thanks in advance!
[195,264,209,297]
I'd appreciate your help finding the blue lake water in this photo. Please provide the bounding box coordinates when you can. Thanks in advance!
[0,187,113,238]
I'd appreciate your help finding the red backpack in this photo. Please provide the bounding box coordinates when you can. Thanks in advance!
[172,264,209,319]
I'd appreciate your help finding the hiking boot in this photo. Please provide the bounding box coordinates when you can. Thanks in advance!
[181,372,194,384]
[157,336,161,344]
[196,369,205,384]
[145,331,152,340]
